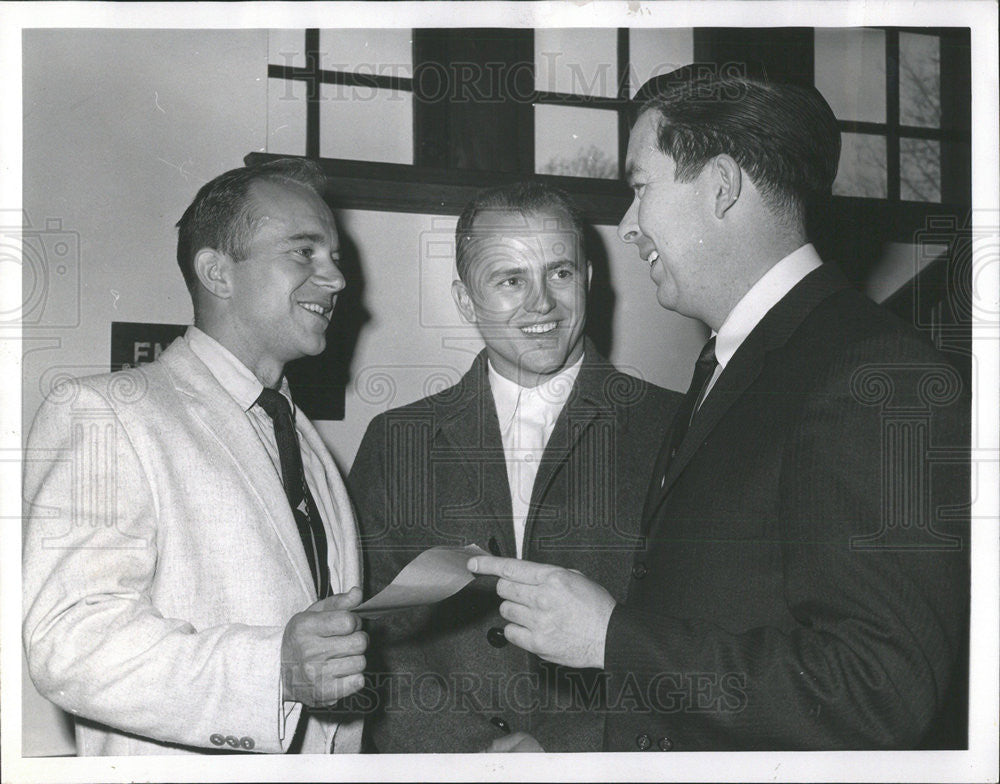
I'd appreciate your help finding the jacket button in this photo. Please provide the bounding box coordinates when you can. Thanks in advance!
[631,562,648,579]
[240,736,255,750]
[636,733,652,750]
[658,736,673,751]
[488,536,502,556]
[209,733,224,746]
[487,627,507,648]
[225,735,239,748]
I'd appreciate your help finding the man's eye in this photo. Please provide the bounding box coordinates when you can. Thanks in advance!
[552,268,573,280]
[499,278,521,288]
[294,248,314,259]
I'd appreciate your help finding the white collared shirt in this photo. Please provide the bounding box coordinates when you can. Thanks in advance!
[702,244,823,403]
[488,355,583,558]
[185,326,341,591]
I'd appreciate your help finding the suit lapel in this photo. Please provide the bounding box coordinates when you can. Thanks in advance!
[647,264,852,524]
[527,352,613,526]
[159,338,316,599]
[435,354,516,555]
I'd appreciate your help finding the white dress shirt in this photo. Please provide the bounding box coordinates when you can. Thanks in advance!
[488,356,583,558]
[702,243,823,404]
[185,326,344,591]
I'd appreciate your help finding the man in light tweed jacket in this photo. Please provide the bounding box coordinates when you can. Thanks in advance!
[23,159,366,755]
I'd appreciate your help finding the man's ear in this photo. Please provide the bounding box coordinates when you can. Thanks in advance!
[451,279,477,324]
[192,248,233,299]
[712,154,742,219]
[586,260,593,290]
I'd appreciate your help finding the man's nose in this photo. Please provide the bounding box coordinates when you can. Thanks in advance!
[524,280,555,314]
[617,197,640,243]
[313,255,346,293]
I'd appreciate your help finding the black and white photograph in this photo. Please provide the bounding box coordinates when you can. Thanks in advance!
[1,2,997,782]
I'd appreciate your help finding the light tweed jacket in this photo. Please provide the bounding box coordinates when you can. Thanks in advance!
[22,336,362,755]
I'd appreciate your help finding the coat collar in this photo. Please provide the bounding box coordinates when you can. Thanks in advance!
[653,263,851,507]
[157,336,317,600]
[430,339,624,554]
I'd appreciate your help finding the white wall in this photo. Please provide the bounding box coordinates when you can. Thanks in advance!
[21,29,705,756]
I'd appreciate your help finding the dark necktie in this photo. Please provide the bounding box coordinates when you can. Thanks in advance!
[647,336,719,506]
[255,388,330,599]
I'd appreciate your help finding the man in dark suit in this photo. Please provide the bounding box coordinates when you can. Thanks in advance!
[348,182,679,752]
[469,72,969,750]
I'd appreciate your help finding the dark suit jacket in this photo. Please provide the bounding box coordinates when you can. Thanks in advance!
[603,264,970,751]
[349,342,679,752]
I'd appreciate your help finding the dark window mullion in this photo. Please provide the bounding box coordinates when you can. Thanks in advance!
[267,64,413,94]
[885,29,901,201]
[617,27,630,177]
[305,28,321,159]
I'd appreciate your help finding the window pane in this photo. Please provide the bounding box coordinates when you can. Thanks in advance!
[535,104,618,179]
[319,29,413,79]
[834,132,887,198]
[269,29,305,68]
[628,28,694,98]
[319,85,413,164]
[267,77,306,156]
[899,33,940,128]
[535,29,618,98]
[815,28,886,123]
[900,138,941,202]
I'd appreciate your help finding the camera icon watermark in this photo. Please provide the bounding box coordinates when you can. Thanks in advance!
[0,209,81,330]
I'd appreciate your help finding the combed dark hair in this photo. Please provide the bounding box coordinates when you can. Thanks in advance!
[454,181,585,283]
[640,71,840,225]
[175,158,327,293]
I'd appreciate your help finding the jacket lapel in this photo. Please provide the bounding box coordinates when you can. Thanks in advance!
[647,264,852,521]
[527,349,615,525]
[159,337,316,599]
[434,353,517,555]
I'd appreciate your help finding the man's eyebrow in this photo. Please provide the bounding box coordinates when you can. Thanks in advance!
[283,231,327,244]
[486,264,528,279]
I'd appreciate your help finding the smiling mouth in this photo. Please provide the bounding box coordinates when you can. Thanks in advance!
[298,302,333,320]
[520,322,558,335]
[644,249,660,270]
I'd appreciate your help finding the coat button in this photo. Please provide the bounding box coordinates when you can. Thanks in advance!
[636,733,652,750]
[209,733,224,746]
[225,735,239,748]
[488,537,502,556]
[631,562,648,579]
[240,736,255,750]
[487,626,508,648]
[658,736,673,751]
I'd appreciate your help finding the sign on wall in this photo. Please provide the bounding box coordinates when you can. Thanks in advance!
[110,321,346,420]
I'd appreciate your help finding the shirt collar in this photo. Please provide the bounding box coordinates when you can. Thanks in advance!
[185,326,293,413]
[714,244,823,369]
[488,353,584,430]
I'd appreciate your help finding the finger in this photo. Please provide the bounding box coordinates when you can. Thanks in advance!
[311,611,363,637]
[468,555,551,584]
[313,672,366,705]
[496,578,537,606]
[309,586,362,612]
[500,622,538,655]
[498,600,534,629]
[296,630,367,662]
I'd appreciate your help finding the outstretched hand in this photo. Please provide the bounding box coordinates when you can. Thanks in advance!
[467,556,615,670]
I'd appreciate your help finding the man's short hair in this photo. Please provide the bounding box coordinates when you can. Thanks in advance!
[175,158,327,293]
[640,71,840,226]
[454,181,585,283]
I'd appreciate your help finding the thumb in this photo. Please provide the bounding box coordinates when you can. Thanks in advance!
[308,585,362,612]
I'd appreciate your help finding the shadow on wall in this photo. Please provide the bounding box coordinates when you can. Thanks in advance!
[285,221,370,422]
[583,223,616,358]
